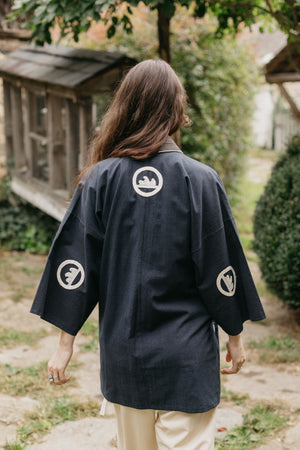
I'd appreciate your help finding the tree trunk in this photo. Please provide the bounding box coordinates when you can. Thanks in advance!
[157,6,181,145]
[157,5,170,63]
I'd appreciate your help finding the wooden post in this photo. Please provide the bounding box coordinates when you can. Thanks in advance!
[47,94,65,189]
[23,89,37,176]
[10,84,25,169]
[79,97,93,171]
[65,98,79,195]
[278,83,300,124]
[2,80,14,168]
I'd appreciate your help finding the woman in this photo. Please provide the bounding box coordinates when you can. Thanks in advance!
[31,60,265,449]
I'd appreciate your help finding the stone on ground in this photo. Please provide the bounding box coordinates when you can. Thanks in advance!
[0,394,39,447]
[223,365,300,408]
[30,417,117,450]
[255,419,300,449]
[0,335,91,367]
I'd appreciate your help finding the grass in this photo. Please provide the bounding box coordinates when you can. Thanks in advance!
[247,335,300,364]
[232,149,278,258]
[3,443,25,450]
[80,319,98,336]
[216,403,288,449]
[17,395,101,445]
[79,318,99,352]
[221,386,248,405]
[0,328,48,348]
[0,360,79,398]
[0,250,45,297]
[22,266,43,275]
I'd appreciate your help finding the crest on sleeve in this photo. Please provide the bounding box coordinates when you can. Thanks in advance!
[216,266,236,297]
[132,166,163,197]
[57,260,85,290]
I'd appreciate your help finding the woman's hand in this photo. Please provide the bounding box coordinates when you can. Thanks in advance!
[48,331,75,385]
[221,333,246,375]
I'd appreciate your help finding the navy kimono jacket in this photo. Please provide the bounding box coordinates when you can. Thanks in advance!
[31,136,265,413]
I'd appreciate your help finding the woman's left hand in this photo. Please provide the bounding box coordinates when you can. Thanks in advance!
[221,333,246,375]
[48,330,75,385]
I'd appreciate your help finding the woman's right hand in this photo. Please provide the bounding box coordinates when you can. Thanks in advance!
[48,330,75,385]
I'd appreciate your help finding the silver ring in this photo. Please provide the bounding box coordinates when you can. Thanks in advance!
[49,374,54,382]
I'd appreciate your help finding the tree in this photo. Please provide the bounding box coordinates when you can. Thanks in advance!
[11,1,300,63]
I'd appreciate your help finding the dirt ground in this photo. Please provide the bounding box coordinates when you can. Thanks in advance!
[0,154,300,449]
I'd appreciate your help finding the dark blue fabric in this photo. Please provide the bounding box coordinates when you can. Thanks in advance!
[31,136,265,413]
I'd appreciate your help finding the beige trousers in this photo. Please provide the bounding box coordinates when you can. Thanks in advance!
[113,403,216,450]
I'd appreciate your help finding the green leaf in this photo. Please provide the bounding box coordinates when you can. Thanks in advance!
[107,24,116,38]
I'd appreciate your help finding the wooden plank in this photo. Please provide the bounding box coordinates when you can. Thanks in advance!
[47,94,66,189]
[0,29,32,40]
[43,84,77,101]
[78,68,121,95]
[11,174,68,222]
[79,97,93,171]
[266,73,300,83]
[278,83,300,124]
[29,131,48,144]
[23,89,48,178]
[65,98,80,195]
[26,44,124,64]
[10,84,25,169]
[23,89,33,176]
[2,80,14,167]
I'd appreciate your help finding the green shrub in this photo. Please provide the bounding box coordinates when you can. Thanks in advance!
[68,5,257,196]
[253,136,300,308]
[0,176,59,254]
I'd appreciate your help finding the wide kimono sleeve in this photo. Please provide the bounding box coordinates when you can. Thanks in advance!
[30,168,104,336]
[190,168,266,336]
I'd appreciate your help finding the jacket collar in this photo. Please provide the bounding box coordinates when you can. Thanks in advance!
[158,136,183,153]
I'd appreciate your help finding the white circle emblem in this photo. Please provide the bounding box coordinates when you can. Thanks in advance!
[132,166,163,197]
[57,259,85,290]
[216,266,236,297]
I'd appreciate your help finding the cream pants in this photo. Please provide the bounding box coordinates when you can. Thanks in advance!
[113,403,216,450]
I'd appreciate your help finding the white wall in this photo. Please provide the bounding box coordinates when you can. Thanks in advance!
[252,85,274,149]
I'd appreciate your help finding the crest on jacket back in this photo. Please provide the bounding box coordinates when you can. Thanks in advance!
[132,166,163,197]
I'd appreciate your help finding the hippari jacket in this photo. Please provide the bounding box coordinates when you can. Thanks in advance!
[31,136,265,413]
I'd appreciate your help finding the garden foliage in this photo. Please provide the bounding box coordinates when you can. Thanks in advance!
[0,176,59,254]
[254,136,300,308]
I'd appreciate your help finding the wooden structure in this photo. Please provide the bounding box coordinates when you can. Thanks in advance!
[0,44,136,220]
[0,1,32,51]
[265,43,300,124]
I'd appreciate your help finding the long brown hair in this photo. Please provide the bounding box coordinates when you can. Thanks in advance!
[78,59,187,182]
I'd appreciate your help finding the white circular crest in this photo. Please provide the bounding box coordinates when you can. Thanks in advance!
[57,259,85,290]
[216,266,236,297]
[132,166,163,197]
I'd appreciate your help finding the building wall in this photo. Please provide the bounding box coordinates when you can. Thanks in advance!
[252,83,300,151]
[252,85,274,149]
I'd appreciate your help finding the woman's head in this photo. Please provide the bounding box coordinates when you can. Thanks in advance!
[82,59,188,174]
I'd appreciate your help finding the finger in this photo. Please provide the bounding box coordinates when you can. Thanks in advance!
[48,365,54,384]
[225,351,232,363]
[58,368,72,384]
[48,372,54,384]
[221,364,241,375]
[52,370,60,385]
